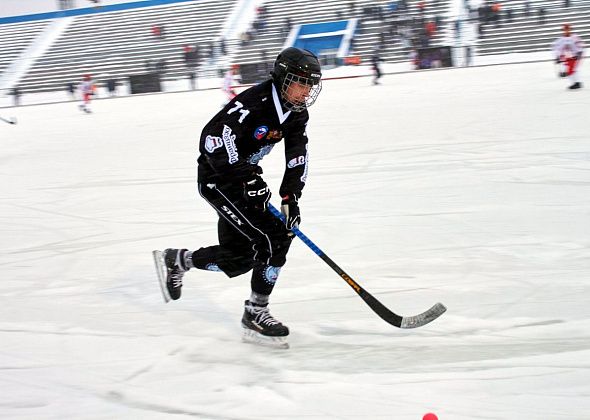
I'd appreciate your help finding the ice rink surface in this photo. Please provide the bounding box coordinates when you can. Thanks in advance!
[1,62,589,419]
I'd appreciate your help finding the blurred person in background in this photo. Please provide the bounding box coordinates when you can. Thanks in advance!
[371,53,384,85]
[156,59,167,75]
[464,45,473,67]
[153,48,323,349]
[221,64,240,105]
[66,82,77,100]
[106,78,118,97]
[505,8,513,23]
[425,20,436,36]
[188,71,196,90]
[553,23,584,89]
[524,0,531,16]
[10,86,21,107]
[78,74,96,113]
[409,48,419,69]
[58,0,75,10]
[537,6,546,24]
[417,0,426,14]
[151,24,165,39]
[282,17,292,36]
[183,44,193,67]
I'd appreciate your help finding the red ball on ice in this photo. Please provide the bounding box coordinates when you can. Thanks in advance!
[423,414,438,420]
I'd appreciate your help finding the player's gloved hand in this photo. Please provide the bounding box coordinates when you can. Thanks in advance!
[281,195,301,231]
[244,175,271,211]
[555,57,561,64]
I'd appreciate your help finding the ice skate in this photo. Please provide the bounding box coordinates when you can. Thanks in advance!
[241,300,289,349]
[568,82,582,90]
[152,248,188,302]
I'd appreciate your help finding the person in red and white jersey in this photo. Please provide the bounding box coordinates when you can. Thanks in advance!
[221,64,240,105]
[78,74,96,113]
[552,23,584,89]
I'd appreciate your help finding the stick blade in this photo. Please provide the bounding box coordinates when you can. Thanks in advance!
[400,302,447,329]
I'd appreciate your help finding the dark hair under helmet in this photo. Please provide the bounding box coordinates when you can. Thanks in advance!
[271,47,322,112]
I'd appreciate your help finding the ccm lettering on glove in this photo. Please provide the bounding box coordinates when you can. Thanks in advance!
[281,195,301,230]
[244,176,271,211]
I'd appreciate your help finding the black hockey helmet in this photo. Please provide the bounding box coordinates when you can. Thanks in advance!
[271,47,322,112]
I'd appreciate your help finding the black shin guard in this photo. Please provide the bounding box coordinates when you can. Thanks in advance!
[251,264,282,296]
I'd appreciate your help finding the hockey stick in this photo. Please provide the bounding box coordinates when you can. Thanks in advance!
[0,115,17,125]
[268,204,446,328]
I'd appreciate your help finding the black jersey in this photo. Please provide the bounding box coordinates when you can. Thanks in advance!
[198,79,309,200]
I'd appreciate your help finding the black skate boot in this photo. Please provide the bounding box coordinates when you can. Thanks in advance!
[241,300,289,349]
[152,248,188,302]
[163,248,188,300]
[568,82,582,90]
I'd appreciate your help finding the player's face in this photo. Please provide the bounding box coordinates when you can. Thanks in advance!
[285,81,312,105]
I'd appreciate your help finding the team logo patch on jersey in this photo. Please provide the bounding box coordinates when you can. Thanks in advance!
[205,263,222,272]
[301,144,309,183]
[267,130,283,140]
[263,266,281,285]
[287,155,306,168]
[254,126,269,140]
[222,125,239,164]
[204,135,222,153]
[248,144,274,164]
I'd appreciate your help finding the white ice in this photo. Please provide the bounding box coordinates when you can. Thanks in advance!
[1,61,589,420]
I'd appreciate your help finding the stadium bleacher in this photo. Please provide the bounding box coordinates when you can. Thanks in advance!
[0,0,588,96]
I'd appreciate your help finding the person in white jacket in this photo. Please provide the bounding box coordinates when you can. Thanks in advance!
[552,23,584,89]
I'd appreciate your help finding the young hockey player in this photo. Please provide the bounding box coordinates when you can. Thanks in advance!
[154,47,322,348]
[552,23,584,89]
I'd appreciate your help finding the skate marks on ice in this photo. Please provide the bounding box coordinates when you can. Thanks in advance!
[103,389,245,420]
[1,62,589,419]
[282,316,590,376]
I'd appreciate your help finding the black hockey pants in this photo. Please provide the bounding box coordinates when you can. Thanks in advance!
[192,181,293,295]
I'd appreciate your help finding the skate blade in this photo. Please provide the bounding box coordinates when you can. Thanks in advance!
[152,250,171,303]
[242,328,289,349]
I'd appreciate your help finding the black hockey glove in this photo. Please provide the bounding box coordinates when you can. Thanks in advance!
[281,195,301,231]
[244,175,271,211]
